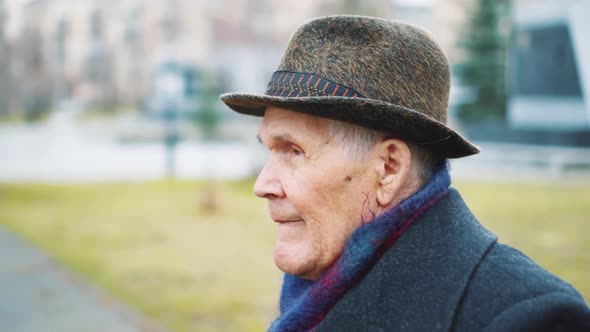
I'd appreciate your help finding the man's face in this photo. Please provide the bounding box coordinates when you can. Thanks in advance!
[254,107,379,280]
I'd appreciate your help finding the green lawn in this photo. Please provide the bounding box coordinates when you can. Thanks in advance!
[0,180,588,331]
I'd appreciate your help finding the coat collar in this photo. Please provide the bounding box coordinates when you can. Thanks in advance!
[272,165,452,331]
[318,188,497,331]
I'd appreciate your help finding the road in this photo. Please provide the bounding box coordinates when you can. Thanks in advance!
[0,110,264,182]
[1,109,588,183]
[0,226,167,332]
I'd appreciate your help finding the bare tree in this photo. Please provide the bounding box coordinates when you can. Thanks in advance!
[13,24,52,121]
[0,0,13,116]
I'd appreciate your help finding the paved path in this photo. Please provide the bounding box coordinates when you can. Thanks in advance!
[0,111,264,182]
[0,226,168,332]
[1,110,589,184]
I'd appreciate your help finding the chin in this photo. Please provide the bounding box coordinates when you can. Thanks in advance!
[273,241,319,279]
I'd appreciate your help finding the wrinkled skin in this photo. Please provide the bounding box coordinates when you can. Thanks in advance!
[254,107,384,280]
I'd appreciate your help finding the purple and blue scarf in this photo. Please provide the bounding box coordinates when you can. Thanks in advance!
[270,165,451,331]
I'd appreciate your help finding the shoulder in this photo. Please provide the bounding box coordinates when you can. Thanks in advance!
[319,188,499,331]
[453,242,590,331]
[319,189,590,331]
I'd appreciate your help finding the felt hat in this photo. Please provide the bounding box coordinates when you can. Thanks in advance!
[220,15,479,158]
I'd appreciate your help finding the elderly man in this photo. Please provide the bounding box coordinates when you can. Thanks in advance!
[221,16,590,331]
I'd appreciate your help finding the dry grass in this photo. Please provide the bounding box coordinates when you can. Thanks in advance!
[455,181,590,302]
[0,180,281,332]
[0,179,588,331]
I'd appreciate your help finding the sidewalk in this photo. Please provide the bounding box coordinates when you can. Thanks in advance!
[0,226,168,332]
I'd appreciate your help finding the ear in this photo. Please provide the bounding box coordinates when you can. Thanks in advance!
[375,138,412,207]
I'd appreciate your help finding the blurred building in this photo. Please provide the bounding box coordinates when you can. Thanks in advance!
[0,0,478,121]
[509,0,590,131]
[1,0,214,111]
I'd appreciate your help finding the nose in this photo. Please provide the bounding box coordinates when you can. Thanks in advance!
[254,161,285,200]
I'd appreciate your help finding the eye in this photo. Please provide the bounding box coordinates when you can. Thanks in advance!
[291,146,303,156]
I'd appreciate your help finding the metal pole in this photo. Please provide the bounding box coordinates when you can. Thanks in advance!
[164,102,178,179]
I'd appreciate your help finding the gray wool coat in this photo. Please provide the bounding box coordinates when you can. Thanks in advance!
[316,189,590,331]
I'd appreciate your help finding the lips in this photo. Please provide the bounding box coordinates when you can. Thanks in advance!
[273,218,304,224]
[275,218,306,242]
[270,210,303,224]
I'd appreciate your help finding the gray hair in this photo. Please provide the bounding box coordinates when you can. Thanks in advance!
[326,119,444,183]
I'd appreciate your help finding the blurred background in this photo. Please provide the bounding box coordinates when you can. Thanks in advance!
[0,0,588,331]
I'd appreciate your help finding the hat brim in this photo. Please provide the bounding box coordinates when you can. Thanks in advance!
[220,92,479,158]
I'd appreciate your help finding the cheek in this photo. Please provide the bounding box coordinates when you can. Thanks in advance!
[282,167,371,275]
[301,178,360,239]
[290,167,360,217]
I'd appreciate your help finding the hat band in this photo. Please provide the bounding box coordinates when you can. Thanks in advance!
[265,71,364,98]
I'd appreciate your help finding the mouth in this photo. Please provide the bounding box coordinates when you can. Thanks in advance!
[273,219,304,224]
[274,218,306,242]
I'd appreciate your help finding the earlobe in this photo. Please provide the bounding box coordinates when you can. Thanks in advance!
[376,172,399,206]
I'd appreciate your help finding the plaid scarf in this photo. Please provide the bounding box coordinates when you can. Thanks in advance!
[270,165,451,331]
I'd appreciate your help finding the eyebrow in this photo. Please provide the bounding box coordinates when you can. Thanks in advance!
[256,133,295,145]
